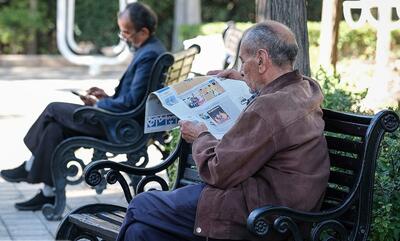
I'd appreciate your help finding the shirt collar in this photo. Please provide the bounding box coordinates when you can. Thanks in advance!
[259,70,302,95]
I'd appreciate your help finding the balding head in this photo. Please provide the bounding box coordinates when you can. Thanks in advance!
[241,20,298,68]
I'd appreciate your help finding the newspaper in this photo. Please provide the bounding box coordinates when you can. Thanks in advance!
[144,76,252,139]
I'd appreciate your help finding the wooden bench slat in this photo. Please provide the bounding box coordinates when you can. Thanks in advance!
[324,187,349,203]
[329,153,360,172]
[324,119,369,137]
[329,171,355,188]
[69,213,119,241]
[321,199,341,210]
[179,179,202,186]
[96,212,125,226]
[326,136,362,154]
[113,211,127,219]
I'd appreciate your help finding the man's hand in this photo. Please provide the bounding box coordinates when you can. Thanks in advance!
[80,95,97,106]
[179,120,208,143]
[87,87,109,99]
[207,69,243,81]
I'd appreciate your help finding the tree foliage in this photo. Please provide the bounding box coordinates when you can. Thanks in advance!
[0,0,56,54]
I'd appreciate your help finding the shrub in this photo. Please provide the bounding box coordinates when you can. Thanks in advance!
[315,69,400,241]
[162,128,180,188]
[314,67,367,112]
[371,114,400,241]
[308,21,400,60]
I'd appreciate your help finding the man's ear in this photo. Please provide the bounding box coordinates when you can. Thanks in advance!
[257,49,268,73]
[141,27,150,38]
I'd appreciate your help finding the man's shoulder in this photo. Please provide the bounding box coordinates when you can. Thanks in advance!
[134,38,166,63]
[249,77,324,128]
[143,37,166,54]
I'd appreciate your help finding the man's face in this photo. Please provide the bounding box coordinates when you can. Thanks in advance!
[239,45,260,93]
[117,14,140,49]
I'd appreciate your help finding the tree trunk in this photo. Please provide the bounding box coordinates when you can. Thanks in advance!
[319,0,342,72]
[172,0,201,51]
[255,0,311,77]
[27,0,38,54]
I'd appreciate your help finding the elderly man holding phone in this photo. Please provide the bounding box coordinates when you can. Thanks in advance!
[1,2,166,211]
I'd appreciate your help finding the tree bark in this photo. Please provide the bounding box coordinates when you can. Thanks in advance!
[255,0,310,76]
[172,0,201,51]
[319,0,342,72]
[27,0,38,54]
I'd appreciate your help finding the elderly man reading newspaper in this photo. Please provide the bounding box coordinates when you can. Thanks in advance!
[117,20,330,241]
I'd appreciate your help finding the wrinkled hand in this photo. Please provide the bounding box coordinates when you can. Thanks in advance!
[80,95,97,106]
[207,69,243,80]
[87,87,109,99]
[179,120,208,143]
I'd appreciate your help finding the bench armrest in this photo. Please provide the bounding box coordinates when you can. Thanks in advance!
[73,106,144,144]
[247,205,349,241]
[84,138,183,202]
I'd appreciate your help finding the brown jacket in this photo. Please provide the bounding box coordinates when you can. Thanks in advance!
[192,70,330,240]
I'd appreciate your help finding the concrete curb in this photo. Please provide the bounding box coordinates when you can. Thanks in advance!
[0,55,130,68]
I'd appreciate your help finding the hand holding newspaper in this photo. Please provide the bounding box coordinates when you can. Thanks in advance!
[144,76,252,139]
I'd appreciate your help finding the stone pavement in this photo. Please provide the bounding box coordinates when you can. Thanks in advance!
[0,61,165,240]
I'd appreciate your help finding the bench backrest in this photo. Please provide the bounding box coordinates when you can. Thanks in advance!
[222,22,243,70]
[172,108,399,239]
[164,44,201,86]
[321,109,398,239]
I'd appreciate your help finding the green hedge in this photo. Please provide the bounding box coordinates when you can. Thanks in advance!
[308,21,400,60]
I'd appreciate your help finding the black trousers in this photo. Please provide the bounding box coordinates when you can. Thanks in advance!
[23,102,105,186]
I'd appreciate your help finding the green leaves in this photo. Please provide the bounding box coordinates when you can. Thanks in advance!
[371,127,400,241]
[315,67,367,113]
[0,0,46,53]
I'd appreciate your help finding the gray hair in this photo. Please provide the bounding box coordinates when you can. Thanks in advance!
[241,22,298,67]
[121,2,158,34]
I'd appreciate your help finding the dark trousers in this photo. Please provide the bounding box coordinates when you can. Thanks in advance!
[23,102,105,186]
[118,183,224,241]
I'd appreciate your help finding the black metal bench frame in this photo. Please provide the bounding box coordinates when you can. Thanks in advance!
[42,45,200,221]
[55,108,399,241]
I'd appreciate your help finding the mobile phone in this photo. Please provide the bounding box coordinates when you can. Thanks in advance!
[71,90,85,98]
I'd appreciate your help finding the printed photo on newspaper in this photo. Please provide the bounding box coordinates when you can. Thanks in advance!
[144,76,252,139]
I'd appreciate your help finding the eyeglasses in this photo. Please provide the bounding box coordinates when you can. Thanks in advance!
[118,29,140,42]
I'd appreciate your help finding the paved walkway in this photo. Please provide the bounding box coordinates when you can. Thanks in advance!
[0,63,164,240]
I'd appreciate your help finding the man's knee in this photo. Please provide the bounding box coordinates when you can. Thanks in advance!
[44,102,63,114]
[124,222,152,241]
[128,191,154,210]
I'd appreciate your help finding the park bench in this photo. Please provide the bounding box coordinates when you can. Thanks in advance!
[222,21,243,70]
[42,45,201,221]
[55,108,399,241]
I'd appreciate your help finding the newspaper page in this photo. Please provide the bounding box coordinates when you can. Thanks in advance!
[144,76,252,139]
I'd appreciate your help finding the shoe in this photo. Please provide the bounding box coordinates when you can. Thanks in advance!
[15,190,55,211]
[0,161,29,183]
